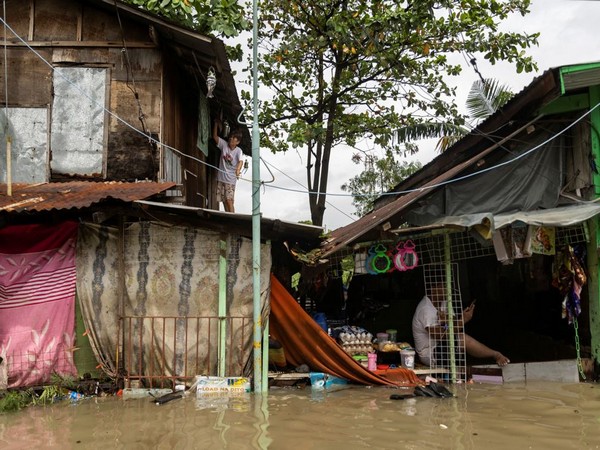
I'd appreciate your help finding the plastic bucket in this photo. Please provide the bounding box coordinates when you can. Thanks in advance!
[400,349,416,369]
[386,329,397,342]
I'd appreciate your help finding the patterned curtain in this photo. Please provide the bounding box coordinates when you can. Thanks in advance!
[76,221,272,382]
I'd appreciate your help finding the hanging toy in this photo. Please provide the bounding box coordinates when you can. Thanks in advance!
[369,243,392,274]
[206,66,216,98]
[365,245,377,275]
[393,240,419,272]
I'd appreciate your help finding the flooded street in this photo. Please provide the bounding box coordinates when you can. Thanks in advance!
[1,381,599,449]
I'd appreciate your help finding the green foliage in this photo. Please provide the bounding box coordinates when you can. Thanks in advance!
[124,0,250,39]
[0,373,81,413]
[341,150,422,216]
[396,77,514,152]
[0,390,34,413]
[50,373,77,390]
[34,385,64,406]
[252,0,538,225]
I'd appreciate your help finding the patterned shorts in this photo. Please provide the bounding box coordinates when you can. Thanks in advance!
[217,181,236,202]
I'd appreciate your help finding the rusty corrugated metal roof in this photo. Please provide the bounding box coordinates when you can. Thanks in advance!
[320,66,569,259]
[377,67,561,206]
[0,181,175,213]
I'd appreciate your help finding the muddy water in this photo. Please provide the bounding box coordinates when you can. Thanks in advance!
[1,381,599,449]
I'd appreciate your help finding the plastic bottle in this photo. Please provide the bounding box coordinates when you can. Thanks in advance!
[367,352,377,371]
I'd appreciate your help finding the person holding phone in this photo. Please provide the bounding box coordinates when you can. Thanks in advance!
[412,283,510,367]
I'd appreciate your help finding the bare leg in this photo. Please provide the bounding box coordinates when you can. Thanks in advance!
[224,199,235,212]
[465,334,510,366]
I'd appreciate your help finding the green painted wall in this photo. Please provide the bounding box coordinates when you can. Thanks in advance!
[74,295,100,378]
[590,85,600,365]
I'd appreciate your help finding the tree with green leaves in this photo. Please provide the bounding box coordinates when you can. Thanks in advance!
[124,0,249,59]
[252,0,538,226]
[342,77,510,217]
[341,150,422,216]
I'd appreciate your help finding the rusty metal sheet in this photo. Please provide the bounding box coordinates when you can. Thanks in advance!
[50,67,108,177]
[0,108,48,183]
[0,181,175,213]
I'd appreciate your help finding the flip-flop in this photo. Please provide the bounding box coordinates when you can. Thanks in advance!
[152,391,184,405]
[414,385,437,397]
[389,393,415,400]
[428,382,454,398]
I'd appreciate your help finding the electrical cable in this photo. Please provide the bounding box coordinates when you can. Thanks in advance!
[2,0,8,132]
[259,101,600,199]
[0,16,230,178]
[1,15,597,207]
[113,0,148,135]
[260,157,355,221]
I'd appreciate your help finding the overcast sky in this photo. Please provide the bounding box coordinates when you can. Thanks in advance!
[231,0,600,231]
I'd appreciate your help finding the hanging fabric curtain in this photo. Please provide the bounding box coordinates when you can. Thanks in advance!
[0,221,79,388]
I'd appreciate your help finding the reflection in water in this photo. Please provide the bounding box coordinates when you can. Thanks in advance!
[1,382,599,449]
[252,394,271,450]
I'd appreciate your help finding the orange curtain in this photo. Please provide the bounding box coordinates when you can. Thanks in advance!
[269,275,421,387]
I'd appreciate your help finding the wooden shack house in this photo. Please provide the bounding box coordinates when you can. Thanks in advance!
[0,0,249,207]
[0,0,309,391]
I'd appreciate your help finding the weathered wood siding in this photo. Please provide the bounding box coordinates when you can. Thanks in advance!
[162,51,209,208]
[0,0,169,182]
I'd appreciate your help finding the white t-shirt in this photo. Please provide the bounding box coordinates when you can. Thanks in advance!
[412,295,440,366]
[216,137,242,185]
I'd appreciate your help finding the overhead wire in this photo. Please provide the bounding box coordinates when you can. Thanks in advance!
[0,15,595,209]
[260,156,356,221]
[459,50,565,187]
[2,0,8,131]
[2,0,11,196]
[260,101,600,199]
[113,0,148,135]
[0,16,230,178]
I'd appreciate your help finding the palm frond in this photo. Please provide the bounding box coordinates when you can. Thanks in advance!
[466,78,514,121]
[395,122,467,143]
[435,135,463,153]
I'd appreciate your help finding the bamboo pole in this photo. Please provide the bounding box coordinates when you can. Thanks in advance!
[444,234,457,383]
[6,136,11,196]
[218,238,227,377]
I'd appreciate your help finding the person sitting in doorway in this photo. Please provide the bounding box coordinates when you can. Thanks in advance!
[412,283,510,367]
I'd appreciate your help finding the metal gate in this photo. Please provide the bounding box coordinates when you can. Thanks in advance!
[119,315,252,388]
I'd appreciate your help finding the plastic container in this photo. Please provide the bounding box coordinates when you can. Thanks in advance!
[367,352,377,371]
[386,329,397,342]
[312,312,328,332]
[120,388,173,399]
[400,349,416,369]
[353,355,368,368]
[376,332,389,343]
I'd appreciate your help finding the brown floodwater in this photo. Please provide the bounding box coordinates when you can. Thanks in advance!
[1,381,599,449]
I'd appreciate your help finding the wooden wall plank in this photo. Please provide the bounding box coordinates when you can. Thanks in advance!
[0,48,52,105]
[33,0,79,41]
[0,1,31,39]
